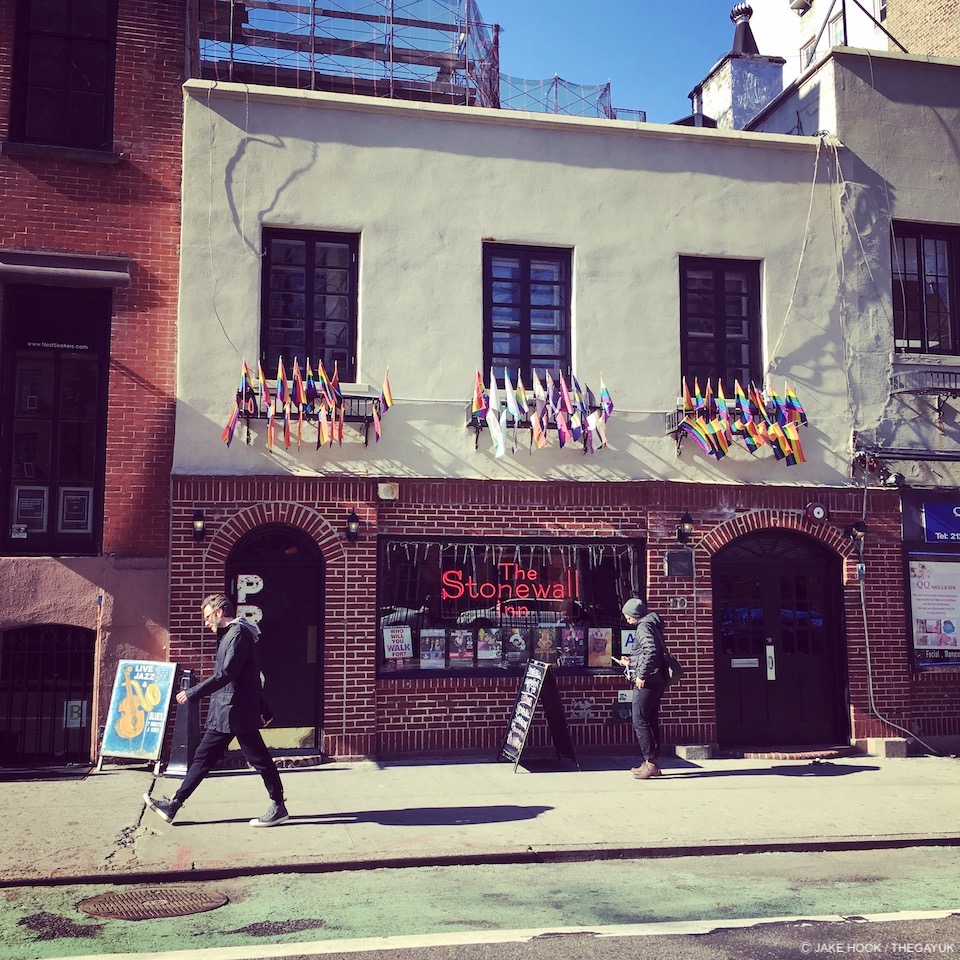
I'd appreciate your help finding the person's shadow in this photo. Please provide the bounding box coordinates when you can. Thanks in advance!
[183,804,553,827]
[290,804,553,826]
[666,760,881,778]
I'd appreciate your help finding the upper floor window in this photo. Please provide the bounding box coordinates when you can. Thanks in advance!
[1,285,110,556]
[680,257,762,388]
[801,37,817,67]
[261,229,359,380]
[877,0,887,22]
[483,244,572,384]
[9,0,118,150]
[828,14,845,47]
[893,222,959,355]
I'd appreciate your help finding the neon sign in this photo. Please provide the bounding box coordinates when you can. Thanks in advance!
[441,562,579,602]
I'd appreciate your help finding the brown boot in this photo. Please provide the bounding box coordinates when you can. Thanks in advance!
[633,761,662,780]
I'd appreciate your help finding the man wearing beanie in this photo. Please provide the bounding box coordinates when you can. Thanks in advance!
[616,597,668,779]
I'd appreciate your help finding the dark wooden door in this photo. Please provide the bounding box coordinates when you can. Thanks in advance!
[226,526,324,741]
[713,532,847,747]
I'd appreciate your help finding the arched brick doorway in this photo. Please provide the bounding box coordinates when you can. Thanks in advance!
[225,525,325,747]
[712,530,849,747]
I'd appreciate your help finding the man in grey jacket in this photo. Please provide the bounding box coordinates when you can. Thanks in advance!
[144,593,288,826]
[615,597,667,780]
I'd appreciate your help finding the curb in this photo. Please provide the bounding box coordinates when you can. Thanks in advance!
[3,834,960,891]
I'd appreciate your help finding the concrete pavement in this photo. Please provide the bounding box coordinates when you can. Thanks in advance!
[1,752,958,888]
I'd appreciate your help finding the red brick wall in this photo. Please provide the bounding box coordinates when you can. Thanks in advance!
[0,0,183,557]
[172,475,959,758]
[888,0,960,59]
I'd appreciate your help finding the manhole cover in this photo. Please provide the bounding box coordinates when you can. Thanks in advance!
[78,888,229,921]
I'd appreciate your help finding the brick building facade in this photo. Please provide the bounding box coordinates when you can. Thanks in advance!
[0,0,182,762]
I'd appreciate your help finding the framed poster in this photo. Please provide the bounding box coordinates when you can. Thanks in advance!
[14,485,47,531]
[59,486,93,533]
[99,661,178,765]
[908,558,960,667]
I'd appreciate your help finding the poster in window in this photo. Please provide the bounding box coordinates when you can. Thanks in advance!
[382,625,414,670]
[587,627,613,667]
[477,626,503,661]
[504,627,531,665]
[908,559,960,666]
[59,486,93,533]
[620,628,637,658]
[558,626,585,666]
[14,486,47,532]
[533,626,558,664]
[419,628,446,669]
[449,628,475,666]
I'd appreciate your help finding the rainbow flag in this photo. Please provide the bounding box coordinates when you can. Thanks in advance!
[292,359,306,448]
[783,421,806,464]
[372,399,382,441]
[240,358,256,414]
[259,362,274,451]
[472,370,487,417]
[221,404,240,446]
[559,372,573,415]
[380,368,394,412]
[599,376,614,421]
[305,360,317,413]
[682,377,694,415]
[785,383,807,424]
[515,373,529,417]
[680,416,715,456]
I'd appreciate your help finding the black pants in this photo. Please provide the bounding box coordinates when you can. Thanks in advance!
[173,727,284,806]
[632,683,665,763]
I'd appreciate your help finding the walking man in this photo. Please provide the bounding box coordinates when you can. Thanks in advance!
[144,593,288,826]
[614,597,667,780]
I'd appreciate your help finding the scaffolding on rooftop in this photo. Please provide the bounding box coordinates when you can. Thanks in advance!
[195,0,645,120]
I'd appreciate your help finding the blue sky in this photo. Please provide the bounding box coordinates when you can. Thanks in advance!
[474,0,739,123]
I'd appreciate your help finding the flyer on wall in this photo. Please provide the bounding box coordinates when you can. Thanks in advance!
[908,558,960,667]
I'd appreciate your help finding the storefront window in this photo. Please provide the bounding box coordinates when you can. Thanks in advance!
[378,538,644,674]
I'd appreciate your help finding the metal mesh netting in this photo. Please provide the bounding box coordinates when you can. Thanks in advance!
[499,73,613,119]
[199,0,499,106]
[197,0,643,119]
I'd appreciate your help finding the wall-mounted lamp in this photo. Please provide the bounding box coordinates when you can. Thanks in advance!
[676,512,695,544]
[345,509,361,543]
[846,520,868,543]
[192,510,205,542]
[789,0,812,13]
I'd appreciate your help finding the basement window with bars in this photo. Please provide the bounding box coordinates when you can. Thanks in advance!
[377,537,644,676]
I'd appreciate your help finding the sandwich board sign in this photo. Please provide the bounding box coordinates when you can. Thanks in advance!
[98,660,177,772]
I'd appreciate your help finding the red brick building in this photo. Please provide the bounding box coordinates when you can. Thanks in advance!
[0,0,182,762]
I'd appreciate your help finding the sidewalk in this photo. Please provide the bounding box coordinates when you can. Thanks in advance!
[1,753,958,888]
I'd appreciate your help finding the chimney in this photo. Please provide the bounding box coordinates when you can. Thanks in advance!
[684,4,785,130]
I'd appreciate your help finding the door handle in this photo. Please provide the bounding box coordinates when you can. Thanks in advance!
[765,640,776,681]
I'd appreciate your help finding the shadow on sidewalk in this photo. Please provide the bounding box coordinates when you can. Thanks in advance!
[175,804,553,828]
[666,761,881,778]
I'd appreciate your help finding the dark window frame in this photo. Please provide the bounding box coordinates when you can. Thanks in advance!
[9,0,119,151]
[892,221,960,356]
[0,284,111,557]
[260,227,359,381]
[679,255,763,388]
[482,243,572,385]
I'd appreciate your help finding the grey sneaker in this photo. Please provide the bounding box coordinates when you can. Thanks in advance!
[250,801,289,827]
[143,793,180,823]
